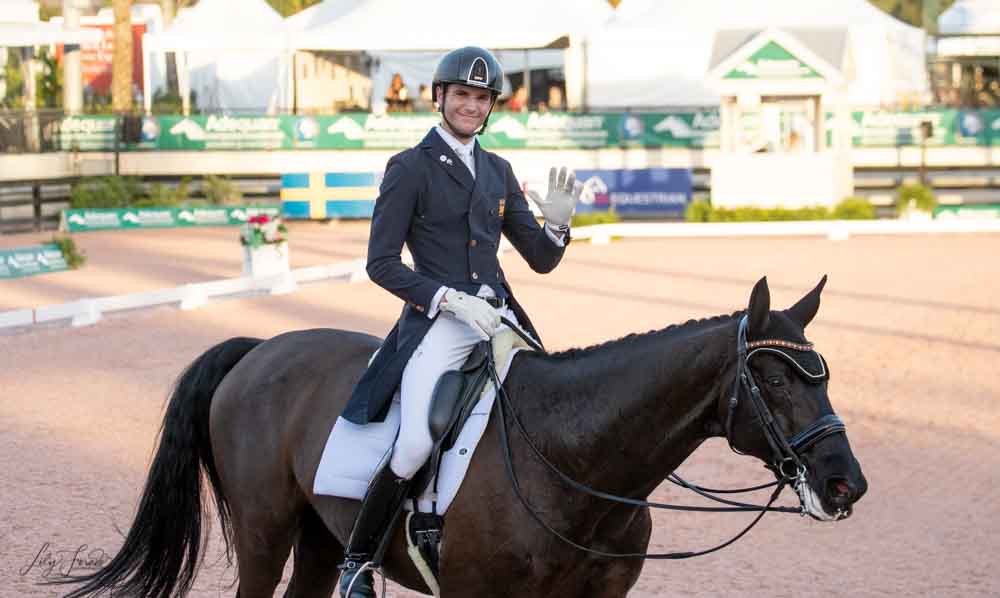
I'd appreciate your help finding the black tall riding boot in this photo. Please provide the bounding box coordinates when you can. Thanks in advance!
[338,462,411,598]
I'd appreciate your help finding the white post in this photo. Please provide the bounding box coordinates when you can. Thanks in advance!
[62,0,84,114]
[178,51,191,115]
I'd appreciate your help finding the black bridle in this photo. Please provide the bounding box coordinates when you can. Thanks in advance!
[491,315,849,560]
[725,316,847,506]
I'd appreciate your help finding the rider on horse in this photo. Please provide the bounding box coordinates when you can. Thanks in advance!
[337,46,581,597]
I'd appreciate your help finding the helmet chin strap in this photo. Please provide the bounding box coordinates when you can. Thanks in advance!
[438,83,497,139]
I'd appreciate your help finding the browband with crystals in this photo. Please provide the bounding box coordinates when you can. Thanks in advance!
[747,339,814,352]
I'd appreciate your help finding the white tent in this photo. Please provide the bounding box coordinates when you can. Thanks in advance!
[284,0,368,32]
[292,0,611,52]
[0,0,101,47]
[939,0,1000,34]
[142,0,293,114]
[289,0,611,111]
[581,0,928,108]
[0,22,102,47]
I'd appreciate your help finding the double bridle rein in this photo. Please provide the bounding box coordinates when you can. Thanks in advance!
[492,315,849,560]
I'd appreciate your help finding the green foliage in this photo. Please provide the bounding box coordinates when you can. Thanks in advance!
[35,47,63,109]
[685,199,713,222]
[684,199,877,222]
[832,197,877,220]
[895,183,937,214]
[699,205,831,222]
[2,49,25,108]
[265,0,324,17]
[571,210,622,227]
[70,176,146,208]
[51,235,86,269]
[203,175,243,205]
[1,48,63,108]
[149,88,198,115]
[867,0,955,29]
[135,178,190,207]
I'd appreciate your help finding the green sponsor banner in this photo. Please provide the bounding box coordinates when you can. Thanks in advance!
[48,109,1000,151]
[0,244,69,279]
[62,205,282,232]
[934,204,1000,220]
[54,115,118,151]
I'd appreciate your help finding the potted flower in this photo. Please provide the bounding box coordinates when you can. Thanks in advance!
[240,213,290,278]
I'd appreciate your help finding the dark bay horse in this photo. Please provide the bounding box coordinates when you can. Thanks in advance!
[60,276,866,598]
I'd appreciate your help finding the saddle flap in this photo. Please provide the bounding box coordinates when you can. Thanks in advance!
[428,371,467,442]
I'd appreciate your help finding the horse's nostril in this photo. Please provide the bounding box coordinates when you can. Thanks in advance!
[826,477,854,503]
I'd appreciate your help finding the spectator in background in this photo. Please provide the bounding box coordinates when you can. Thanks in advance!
[547,84,565,112]
[385,73,412,112]
[507,85,528,112]
[412,83,434,112]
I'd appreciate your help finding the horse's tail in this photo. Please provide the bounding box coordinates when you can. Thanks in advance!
[58,336,263,598]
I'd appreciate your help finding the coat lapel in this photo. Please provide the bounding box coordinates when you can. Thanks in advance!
[420,128,474,192]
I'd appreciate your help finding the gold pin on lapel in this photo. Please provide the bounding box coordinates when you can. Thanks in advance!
[498,198,505,217]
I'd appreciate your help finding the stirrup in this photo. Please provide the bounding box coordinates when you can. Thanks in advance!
[339,559,378,598]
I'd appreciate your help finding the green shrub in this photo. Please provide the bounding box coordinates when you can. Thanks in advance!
[895,183,936,215]
[69,176,144,209]
[571,209,621,227]
[137,177,190,208]
[51,235,86,269]
[705,205,831,222]
[203,175,243,205]
[832,196,876,220]
[685,199,713,222]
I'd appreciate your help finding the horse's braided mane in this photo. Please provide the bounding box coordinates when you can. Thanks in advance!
[546,310,745,362]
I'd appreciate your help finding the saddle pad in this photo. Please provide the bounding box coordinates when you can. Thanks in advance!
[313,332,526,515]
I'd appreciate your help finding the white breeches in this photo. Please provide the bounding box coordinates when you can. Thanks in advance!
[389,303,521,479]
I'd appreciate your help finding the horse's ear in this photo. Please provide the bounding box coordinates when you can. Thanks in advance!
[785,275,827,329]
[747,276,770,336]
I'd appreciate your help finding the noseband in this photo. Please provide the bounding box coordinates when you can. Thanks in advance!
[725,315,847,513]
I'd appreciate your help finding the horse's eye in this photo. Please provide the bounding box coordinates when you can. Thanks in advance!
[767,376,783,387]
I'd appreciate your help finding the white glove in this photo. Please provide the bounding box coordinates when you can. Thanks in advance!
[439,289,500,341]
[527,166,581,229]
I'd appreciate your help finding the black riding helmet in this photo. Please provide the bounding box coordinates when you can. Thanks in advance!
[432,46,504,135]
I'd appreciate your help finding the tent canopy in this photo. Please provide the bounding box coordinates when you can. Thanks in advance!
[0,22,102,47]
[582,0,927,108]
[142,0,292,113]
[939,0,1000,35]
[292,0,611,51]
[285,0,367,32]
[144,0,289,51]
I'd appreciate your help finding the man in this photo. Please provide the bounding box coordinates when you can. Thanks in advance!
[338,46,580,598]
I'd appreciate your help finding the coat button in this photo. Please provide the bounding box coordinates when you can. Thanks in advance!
[472,272,479,280]
[489,209,495,216]
[469,239,478,247]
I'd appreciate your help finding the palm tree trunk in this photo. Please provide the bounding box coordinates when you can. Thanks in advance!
[112,0,133,113]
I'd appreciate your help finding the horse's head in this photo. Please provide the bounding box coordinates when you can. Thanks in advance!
[721,276,867,521]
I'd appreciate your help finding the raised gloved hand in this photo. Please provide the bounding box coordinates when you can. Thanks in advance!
[527,166,581,229]
[439,288,500,340]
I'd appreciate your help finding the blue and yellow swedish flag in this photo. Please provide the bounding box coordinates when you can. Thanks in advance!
[280,172,379,220]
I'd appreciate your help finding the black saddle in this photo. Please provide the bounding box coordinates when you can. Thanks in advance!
[409,340,494,507]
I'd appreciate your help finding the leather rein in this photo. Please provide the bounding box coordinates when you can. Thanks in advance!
[491,315,848,560]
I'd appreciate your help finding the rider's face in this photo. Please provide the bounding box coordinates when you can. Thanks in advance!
[438,84,493,140]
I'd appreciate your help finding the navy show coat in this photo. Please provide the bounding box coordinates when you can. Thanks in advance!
[343,127,568,424]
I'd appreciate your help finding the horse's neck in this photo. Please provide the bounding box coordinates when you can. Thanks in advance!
[514,320,734,499]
